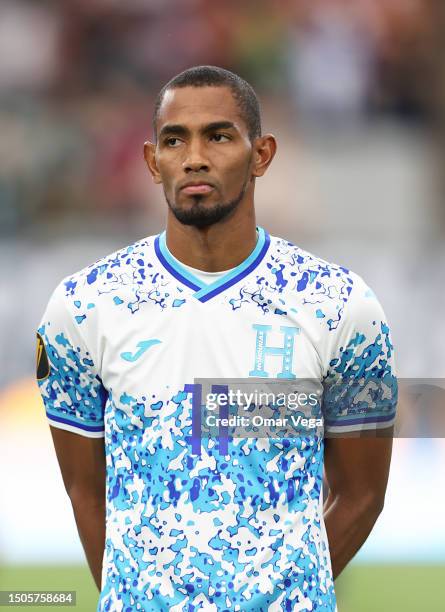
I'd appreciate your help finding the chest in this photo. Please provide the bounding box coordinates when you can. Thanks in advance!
[97,294,325,399]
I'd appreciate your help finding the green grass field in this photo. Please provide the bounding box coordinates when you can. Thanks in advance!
[0,564,443,611]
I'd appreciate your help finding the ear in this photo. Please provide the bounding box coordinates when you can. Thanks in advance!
[143,141,162,184]
[251,134,277,178]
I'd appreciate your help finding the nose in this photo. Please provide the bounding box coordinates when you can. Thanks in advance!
[182,139,210,173]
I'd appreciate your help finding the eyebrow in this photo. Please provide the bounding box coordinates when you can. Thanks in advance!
[158,121,237,140]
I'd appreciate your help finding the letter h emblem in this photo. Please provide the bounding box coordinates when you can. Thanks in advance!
[249,324,299,379]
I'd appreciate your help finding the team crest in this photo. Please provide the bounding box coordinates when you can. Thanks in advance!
[36,332,50,381]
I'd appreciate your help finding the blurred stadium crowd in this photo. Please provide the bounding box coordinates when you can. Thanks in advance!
[0,0,439,234]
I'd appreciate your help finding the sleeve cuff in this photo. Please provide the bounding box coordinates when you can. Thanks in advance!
[324,412,396,434]
[46,412,105,438]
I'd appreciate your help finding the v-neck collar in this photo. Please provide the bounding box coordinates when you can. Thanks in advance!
[154,226,270,303]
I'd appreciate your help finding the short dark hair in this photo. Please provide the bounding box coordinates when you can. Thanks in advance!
[152,65,262,141]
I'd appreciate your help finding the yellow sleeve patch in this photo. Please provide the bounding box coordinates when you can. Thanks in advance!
[36,332,50,381]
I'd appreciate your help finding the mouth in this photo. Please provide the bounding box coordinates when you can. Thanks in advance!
[180,183,215,195]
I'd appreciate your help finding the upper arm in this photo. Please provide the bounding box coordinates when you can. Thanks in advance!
[36,279,108,437]
[36,280,108,498]
[324,430,393,507]
[322,274,398,436]
[321,275,397,505]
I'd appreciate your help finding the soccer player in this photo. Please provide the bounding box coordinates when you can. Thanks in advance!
[36,66,397,611]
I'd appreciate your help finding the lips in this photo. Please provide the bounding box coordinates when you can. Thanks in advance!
[180,183,214,195]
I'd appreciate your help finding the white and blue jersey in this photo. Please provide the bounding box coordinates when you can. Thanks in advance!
[36,226,397,612]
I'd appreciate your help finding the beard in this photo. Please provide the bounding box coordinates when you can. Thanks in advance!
[165,173,250,230]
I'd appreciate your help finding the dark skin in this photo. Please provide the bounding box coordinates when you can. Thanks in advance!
[143,86,276,271]
[49,427,106,590]
[323,429,393,579]
[49,85,393,591]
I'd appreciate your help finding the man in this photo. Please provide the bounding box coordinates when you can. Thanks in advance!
[36,66,397,611]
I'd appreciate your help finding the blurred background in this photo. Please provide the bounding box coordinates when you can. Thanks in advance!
[0,0,444,610]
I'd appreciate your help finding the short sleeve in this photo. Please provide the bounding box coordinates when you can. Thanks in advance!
[35,280,107,438]
[322,275,398,434]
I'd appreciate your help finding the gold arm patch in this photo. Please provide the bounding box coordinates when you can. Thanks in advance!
[36,332,50,381]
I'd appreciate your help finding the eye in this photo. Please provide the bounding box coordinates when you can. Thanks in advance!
[165,137,182,147]
[211,133,230,143]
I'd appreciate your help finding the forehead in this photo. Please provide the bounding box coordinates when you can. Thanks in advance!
[157,85,247,133]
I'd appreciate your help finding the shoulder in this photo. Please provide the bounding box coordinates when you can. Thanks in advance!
[56,233,158,301]
[268,233,354,282]
[40,233,160,328]
[267,232,377,330]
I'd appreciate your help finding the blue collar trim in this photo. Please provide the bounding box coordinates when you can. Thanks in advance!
[154,233,202,292]
[154,226,270,302]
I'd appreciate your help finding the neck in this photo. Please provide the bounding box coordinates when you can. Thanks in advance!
[165,204,257,272]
